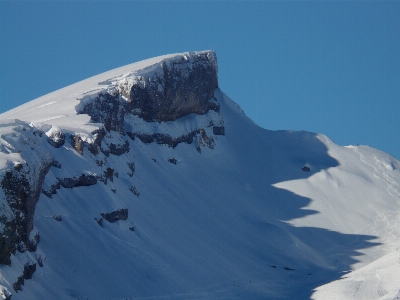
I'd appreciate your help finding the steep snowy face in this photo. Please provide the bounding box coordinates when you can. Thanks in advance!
[0,51,224,296]
[0,51,399,300]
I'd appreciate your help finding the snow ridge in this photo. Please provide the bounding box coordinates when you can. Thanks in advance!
[1,51,400,300]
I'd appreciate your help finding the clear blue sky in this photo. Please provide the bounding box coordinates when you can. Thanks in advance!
[1,1,399,159]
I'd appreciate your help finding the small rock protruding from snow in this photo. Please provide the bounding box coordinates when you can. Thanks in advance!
[127,162,135,177]
[45,126,65,148]
[100,208,128,223]
[129,185,140,197]
[168,158,177,165]
[196,129,215,153]
[94,218,103,227]
[53,215,62,222]
[71,135,84,155]
[212,126,225,135]
[13,262,37,292]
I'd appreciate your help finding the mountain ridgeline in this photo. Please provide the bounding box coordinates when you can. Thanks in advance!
[0,51,399,300]
[0,51,224,297]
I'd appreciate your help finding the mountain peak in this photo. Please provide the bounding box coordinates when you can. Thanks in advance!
[0,50,218,135]
[1,51,399,300]
[77,50,218,134]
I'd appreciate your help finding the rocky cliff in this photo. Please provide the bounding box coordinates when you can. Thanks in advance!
[77,51,219,132]
[1,51,399,300]
[0,51,224,295]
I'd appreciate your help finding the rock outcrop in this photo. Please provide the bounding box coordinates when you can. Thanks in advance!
[0,51,224,298]
[125,51,218,122]
[100,208,128,223]
[78,51,218,134]
[12,262,37,292]
[0,122,53,265]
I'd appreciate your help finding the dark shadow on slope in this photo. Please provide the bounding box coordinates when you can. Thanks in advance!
[220,105,382,299]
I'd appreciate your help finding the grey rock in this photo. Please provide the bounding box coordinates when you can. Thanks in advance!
[0,146,52,265]
[13,262,36,292]
[127,129,200,148]
[128,52,218,122]
[47,131,65,148]
[78,51,219,134]
[53,215,62,221]
[71,135,84,155]
[168,158,177,165]
[109,140,129,155]
[104,168,114,183]
[213,126,225,135]
[127,162,135,174]
[129,185,140,197]
[100,209,128,223]
[94,218,103,227]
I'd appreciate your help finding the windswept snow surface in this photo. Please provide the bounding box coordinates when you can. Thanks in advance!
[1,52,399,299]
[0,51,212,136]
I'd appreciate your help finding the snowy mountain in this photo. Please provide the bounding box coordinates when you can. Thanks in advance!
[0,50,399,300]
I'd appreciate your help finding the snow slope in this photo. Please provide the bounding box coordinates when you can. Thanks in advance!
[1,51,399,299]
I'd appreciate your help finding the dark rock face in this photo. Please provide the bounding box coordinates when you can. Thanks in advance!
[1,151,52,265]
[78,51,218,134]
[129,185,140,197]
[80,90,125,134]
[127,162,135,177]
[88,128,106,155]
[95,217,103,227]
[13,262,37,292]
[213,126,225,136]
[168,158,178,165]
[1,52,221,276]
[58,174,98,189]
[128,52,218,122]
[43,173,99,197]
[127,129,200,148]
[71,135,84,155]
[100,209,128,223]
[196,129,215,153]
[53,215,62,221]
[104,168,114,183]
[108,140,129,156]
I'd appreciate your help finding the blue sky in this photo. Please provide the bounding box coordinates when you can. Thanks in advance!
[1,1,399,159]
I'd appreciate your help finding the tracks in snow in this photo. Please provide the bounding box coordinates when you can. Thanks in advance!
[352,147,400,253]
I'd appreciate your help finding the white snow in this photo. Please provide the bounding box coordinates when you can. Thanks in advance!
[0,51,215,136]
[0,51,399,299]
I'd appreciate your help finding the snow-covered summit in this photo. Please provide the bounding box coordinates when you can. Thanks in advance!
[0,50,217,135]
[1,51,399,300]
